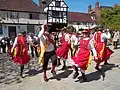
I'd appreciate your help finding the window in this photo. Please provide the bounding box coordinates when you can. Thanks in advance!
[10,12,19,19]
[55,1,61,7]
[29,14,32,19]
[77,23,80,25]
[29,13,39,19]
[63,12,67,17]
[83,22,87,25]
[59,12,63,18]
[0,25,3,35]
[52,11,59,18]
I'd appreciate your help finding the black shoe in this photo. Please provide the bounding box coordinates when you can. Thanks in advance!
[81,73,87,82]
[95,66,101,72]
[57,59,61,67]
[83,76,87,82]
[51,71,57,77]
[44,76,49,82]
[80,77,87,83]
[73,72,79,79]
[104,62,110,65]
[61,65,67,70]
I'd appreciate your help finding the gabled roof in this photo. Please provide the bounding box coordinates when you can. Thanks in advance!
[0,0,43,13]
[39,0,68,9]
[68,12,96,23]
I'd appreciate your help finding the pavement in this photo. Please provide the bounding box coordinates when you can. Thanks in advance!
[0,46,120,90]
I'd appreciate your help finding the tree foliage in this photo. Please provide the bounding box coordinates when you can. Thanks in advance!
[100,5,120,30]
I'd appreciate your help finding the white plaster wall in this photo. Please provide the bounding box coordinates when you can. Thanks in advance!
[0,24,28,38]
[1,11,47,25]
[17,25,27,34]
[68,23,97,31]
[0,24,8,39]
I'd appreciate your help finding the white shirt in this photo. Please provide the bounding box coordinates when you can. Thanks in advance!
[94,31,111,43]
[10,40,13,45]
[28,36,38,45]
[12,37,17,49]
[58,32,62,38]
[64,33,70,43]
[38,28,55,52]
[71,34,78,45]
[113,31,119,41]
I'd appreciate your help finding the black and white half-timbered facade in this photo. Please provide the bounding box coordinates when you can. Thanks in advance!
[39,0,68,31]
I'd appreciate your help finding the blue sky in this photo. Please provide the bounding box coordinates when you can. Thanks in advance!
[33,0,120,12]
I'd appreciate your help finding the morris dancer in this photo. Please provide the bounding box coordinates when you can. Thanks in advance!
[11,31,30,78]
[70,32,78,57]
[69,29,98,82]
[56,28,71,70]
[94,27,114,71]
[38,25,57,82]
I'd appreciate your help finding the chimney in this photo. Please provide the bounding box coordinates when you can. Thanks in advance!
[38,0,42,7]
[38,0,46,10]
[88,5,92,13]
[95,2,99,9]
[114,4,118,8]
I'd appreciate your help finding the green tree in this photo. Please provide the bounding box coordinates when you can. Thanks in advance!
[100,5,120,30]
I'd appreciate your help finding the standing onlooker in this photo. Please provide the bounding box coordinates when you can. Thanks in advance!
[28,33,39,58]
[0,38,2,54]
[1,36,7,53]
[113,31,119,49]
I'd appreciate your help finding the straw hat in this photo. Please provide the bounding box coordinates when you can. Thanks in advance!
[18,32,22,36]
[82,29,90,33]
[97,25,104,31]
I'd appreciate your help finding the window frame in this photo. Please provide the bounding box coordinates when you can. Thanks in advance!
[29,13,39,20]
[55,1,61,7]
[52,11,59,18]
[0,25,3,35]
[10,12,19,19]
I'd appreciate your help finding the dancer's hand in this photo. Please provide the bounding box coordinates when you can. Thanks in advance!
[11,48,13,53]
[95,56,98,60]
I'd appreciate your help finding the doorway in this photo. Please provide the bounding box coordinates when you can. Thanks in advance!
[8,26,16,38]
[27,25,34,34]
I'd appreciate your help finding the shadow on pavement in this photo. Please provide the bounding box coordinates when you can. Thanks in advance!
[57,66,72,71]
[25,67,51,76]
[49,70,73,81]
[75,64,118,83]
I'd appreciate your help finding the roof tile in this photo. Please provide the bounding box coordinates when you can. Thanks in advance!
[0,0,43,13]
[68,12,96,23]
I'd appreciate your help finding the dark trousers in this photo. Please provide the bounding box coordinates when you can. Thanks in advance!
[2,46,6,53]
[30,46,38,58]
[43,50,57,70]
[113,41,118,49]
